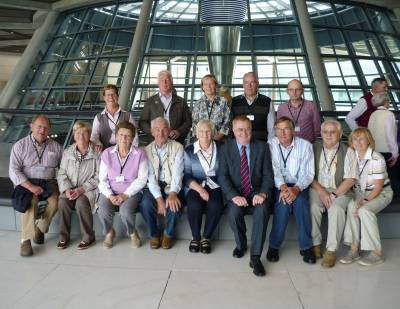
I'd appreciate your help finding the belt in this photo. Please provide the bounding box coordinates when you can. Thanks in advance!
[365,182,391,191]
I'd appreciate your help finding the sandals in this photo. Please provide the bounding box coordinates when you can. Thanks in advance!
[189,240,200,253]
[200,239,211,254]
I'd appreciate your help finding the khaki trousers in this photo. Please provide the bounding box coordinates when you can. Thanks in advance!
[343,187,393,251]
[310,187,352,252]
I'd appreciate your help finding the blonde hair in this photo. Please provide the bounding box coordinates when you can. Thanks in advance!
[201,74,218,89]
[348,127,375,150]
[73,121,92,135]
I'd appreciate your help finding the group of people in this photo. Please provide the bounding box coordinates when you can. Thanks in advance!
[9,70,395,278]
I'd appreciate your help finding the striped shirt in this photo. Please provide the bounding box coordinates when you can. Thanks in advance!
[268,136,314,190]
[9,134,63,186]
[356,147,389,191]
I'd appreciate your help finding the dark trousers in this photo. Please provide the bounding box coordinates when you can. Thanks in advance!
[186,187,224,240]
[58,195,95,243]
[228,198,271,256]
[381,152,400,195]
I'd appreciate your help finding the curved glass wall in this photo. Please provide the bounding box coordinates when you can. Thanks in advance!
[1,0,400,145]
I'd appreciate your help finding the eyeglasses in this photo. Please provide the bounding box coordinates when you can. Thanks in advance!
[275,127,292,134]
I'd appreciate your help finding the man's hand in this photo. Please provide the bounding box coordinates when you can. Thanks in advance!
[29,184,44,196]
[285,186,300,204]
[156,197,167,216]
[94,144,104,153]
[232,196,248,207]
[69,187,85,200]
[166,192,181,212]
[109,195,121,206]
[252,193,266,206]
[389,156,398,167]
[199,188,209,202]
[318,189,333,209]
[169,130,181,140]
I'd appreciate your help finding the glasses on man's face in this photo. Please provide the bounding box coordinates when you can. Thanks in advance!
[275,127,292,134]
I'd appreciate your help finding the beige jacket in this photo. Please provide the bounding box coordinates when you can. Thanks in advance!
[57,142,100,210]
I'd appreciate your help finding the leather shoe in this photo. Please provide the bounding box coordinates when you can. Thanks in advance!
[232,247,246,258]
[150,236,161,249]
[162,234,173,249]
[33,226,44,244]
[20,239,33,257]
[266,247,279,262]
[300,248,316,264]
[313,245,322,259]
[249,257,266,277]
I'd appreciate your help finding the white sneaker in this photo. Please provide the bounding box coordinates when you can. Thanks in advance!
[358,251,384,266]
[130,230,141,248]
[339,249,360,264]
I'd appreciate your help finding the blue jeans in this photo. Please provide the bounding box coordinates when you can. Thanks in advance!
[269,187,312,250]
[138,189,182,238]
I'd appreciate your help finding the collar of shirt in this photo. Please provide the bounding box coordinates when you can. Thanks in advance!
[377,106,388,110]
[159,92,172,101]
[288,99,303,109]
[30,133,47,147]
[245,93,258,105]
[357,147,373,161]
[111,144,138,156]
[324,142,340,153]
[193,141,214,155]
[102,107,121,120]
[279,137,295,151]
[236,141,250,153]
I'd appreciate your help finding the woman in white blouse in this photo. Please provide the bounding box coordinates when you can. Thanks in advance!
[341,128,393,266]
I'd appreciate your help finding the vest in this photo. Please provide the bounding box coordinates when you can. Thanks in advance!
[368,108,393,153]
[231,94,271,141]
[313,141,347,188]
[101,146,147,194]
[145,139,183,194]
[356,92,376,127]
[96,110,130,148]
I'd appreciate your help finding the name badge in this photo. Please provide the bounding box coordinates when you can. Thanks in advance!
[115,175,125,183]
[246,114,255,121]
[207,170,216,177]
[34,166,46,173]
[295,126,300,132]
[281,168,290,178]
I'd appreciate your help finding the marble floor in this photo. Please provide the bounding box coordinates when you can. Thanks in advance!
[1,230,400,309]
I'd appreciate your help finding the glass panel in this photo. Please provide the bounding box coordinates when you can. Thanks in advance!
[154,0,198,23]
[365,8,395,33]
[19,90,49,109]
[81,88,104,111]
[346,31,383,57]
[44,88,85,110]
[91,57,127,86]
[252,25,301,53]
[335,4,370,30]
[323,58,359,86]
[148,25,197,53]
[394,62,400,80]
[103,29,134,55]
[314,28,348,55]
[68,31,106,58]
[239,25,251,52]
[55,59,97,86]
[257,56,309,86]
[387,11,400,34]
[82,5,116,30]
[249,0,294,23]
[31,62,62,88]
[357,59,387,85]
[44,36,74,61]
[113,2,141,27]
[307,1,337,26]
[56,10,85,35]
[381,35,400,59]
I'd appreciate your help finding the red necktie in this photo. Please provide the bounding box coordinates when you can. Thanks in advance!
[240,146,251,197]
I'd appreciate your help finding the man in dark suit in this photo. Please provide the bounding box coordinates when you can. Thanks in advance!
[218,115,274,277]
[139,70,192,145]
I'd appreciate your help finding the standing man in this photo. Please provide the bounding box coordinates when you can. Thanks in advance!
[219,115,274,277]
[139,117,184,250]
[90,84,139,151]
[231,72,275,141]
[310,120,357,267]
[139,70,192,145]
[9,115,63,256]
[267,117,316,264]
[345,77,388,130]
[277,79,321,143]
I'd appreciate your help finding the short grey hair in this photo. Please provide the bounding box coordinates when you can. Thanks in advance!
[371,92,389,107]
[195,119,215,138]
[321,119,342,133]
[158,70,173,83]
[151,117,170,129]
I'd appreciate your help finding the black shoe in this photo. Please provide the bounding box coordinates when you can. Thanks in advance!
[232,247,246,258]
[189,240,200,253]
[200,239,211,254]
[249,256,266,277]
[300,248,316,264]
[266,247,279,262]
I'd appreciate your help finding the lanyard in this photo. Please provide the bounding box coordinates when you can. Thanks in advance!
[106,111,122,127]
[199,143,214,168]
[322,145,340,172]
[154,144,168,175]
[288,99,304,126]
[118,152,130,175]
[206,100,215,120]
[30,134,48,164]
[359,159,369,177]
[279,144,293,168]
[161,98,172,116]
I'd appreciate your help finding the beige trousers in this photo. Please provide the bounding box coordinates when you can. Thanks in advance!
[343,187,393,251]
[310,187,353,252]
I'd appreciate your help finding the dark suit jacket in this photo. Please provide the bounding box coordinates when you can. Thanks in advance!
[139,93,192,144]
[218,138,274,203]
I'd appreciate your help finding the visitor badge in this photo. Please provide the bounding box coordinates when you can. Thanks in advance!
[246,114,255,121]
[116,175,125,182]
[34,165,46,173]
[207,170,216,177]
[295,126,300,132]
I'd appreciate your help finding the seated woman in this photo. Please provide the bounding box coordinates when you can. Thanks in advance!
[341,128,393,266]
[98,121,148,248]
[184,119,224,253]
[57,121,100,250]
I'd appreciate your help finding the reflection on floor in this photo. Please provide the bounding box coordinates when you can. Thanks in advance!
[1,230,400,309]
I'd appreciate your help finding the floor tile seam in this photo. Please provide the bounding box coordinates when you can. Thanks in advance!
[157,270,172,309]
[53,262,173,272]
[287,269,306,309]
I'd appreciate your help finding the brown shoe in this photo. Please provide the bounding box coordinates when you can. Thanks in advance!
[33,226,44,245]
[103,229,115,249]
[150,236,161,249]
[77,239,96,250]
[162,234,173,249]
[321,251,336,268]
[20,239,33,257]
[313,245,322,259]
